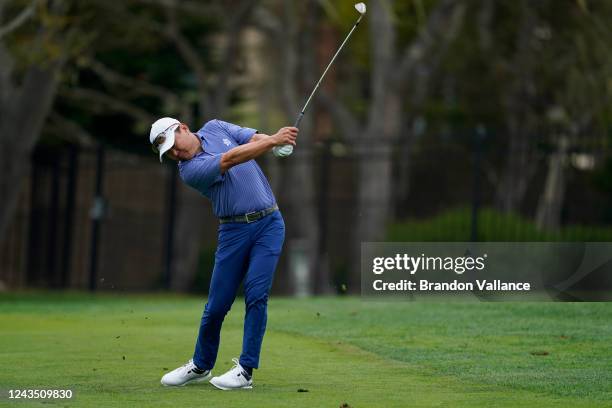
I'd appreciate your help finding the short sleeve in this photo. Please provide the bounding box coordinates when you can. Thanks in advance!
[179,153,224,191]
[218,120,257,145]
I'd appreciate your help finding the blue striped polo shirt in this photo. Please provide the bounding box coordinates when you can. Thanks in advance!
[178,119,276,218]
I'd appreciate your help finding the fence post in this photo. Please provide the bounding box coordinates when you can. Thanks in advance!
[471,125,486,242]
[26,156,41,285]
[314,141,331,294]
[47,157,61,287]
[88,144,106,292]
[163,164,178,290]
[60,145,79,288]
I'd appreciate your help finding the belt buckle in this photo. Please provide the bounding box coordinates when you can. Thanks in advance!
[245,211,258,223]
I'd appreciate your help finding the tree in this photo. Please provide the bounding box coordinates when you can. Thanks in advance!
[429,0,612,225]
[534,1,612,229]
[320,0,466,291]
[0,0,74,240]
[253,0,328,294]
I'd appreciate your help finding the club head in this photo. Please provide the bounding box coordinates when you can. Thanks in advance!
[354,2,366,15]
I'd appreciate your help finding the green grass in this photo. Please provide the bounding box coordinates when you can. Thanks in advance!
[1,293,611,407]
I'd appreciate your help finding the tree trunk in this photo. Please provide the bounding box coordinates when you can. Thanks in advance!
[282,144,323,294]
[0,0,67,241]
[348,0,465,292]
[0,65,63,240]
[536,135,569,230]
[351,126,398,293]
[494,125,535,213]
[355,140,394,234]
[272,0,325,295]
[495,0,537,213]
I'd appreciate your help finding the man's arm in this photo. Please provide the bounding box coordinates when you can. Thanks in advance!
[220,127,297,173]
[248,133,269,143]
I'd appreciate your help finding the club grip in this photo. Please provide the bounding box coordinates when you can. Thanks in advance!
[275,112,303,157]
[294,112,304,128]
[274,144,293,156]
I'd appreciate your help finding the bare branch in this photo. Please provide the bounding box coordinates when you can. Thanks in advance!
[395,0,466,88]
[164,8,207,85]
[251,6,282,38]
[214,0,258,112]
[133,0,222,17]
[61,87,155,123]
[86,59,180,108]
[162,3,212,119]
[0,0,37,40]
[251,2,299,118]
[47,113,95,147]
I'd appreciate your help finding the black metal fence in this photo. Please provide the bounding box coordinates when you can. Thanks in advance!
[0,144,185,290]
[1,132,610,292]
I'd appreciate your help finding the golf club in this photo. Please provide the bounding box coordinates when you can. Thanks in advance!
[275,2,367,156]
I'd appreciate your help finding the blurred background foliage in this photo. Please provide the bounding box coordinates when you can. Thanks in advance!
[0,0,611,294]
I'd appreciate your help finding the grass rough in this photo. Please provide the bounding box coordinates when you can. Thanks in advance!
[0,292,610,407]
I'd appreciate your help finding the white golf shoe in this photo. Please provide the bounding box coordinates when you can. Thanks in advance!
[161,359,212,386]
[209,358,253,390]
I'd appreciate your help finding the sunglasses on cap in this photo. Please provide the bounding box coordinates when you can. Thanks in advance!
[151,124,180,154]
[151,134,166,154]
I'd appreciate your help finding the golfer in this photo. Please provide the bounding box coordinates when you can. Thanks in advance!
[149,117,298,390]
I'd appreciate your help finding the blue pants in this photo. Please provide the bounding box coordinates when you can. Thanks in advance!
[193,211,285,370]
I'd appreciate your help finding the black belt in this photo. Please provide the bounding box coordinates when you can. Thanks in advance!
[219,205,279,224]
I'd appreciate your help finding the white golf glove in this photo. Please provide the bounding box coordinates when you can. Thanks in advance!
[273,145,294,157]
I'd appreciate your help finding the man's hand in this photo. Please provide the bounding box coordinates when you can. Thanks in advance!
[271,127,298,157]
[271,127,298,147]
[221,126,298,171]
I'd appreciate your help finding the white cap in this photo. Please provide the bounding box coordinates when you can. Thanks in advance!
[149,117,180,162]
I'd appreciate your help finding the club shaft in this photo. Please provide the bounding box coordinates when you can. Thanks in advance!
[294,14,363,128]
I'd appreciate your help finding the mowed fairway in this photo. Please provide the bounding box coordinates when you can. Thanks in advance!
[0,293,611,407]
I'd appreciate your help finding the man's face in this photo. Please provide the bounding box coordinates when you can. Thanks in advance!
[164,123,193,161]
[164,125,185,161]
